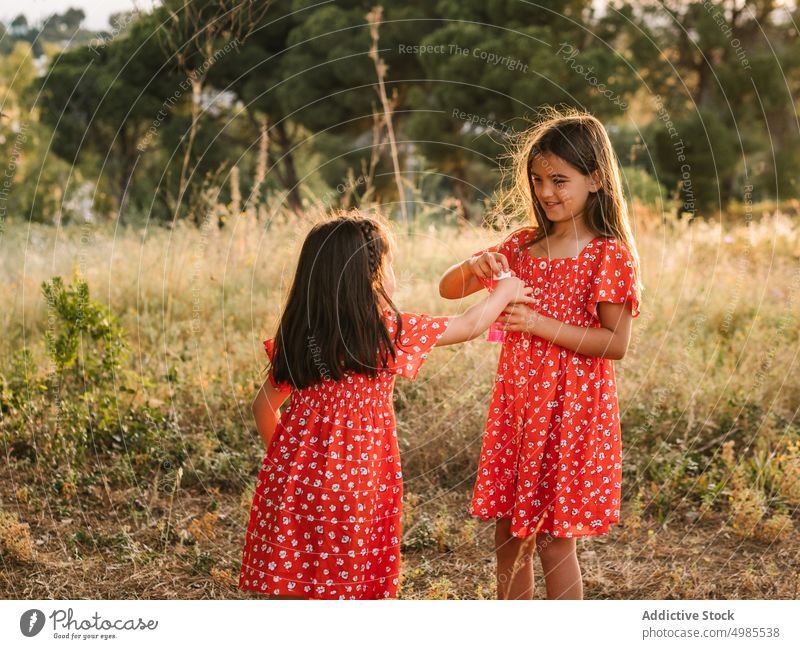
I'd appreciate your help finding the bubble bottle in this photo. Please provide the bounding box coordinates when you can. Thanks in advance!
[487,271,512,343]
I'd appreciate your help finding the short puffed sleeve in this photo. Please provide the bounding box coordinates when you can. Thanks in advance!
[384,311,451,380]
[262,338,292,392]
[586,239,641,319]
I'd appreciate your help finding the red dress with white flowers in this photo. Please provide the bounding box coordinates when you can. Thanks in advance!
[469,228,641,538]
[238,310,450,599]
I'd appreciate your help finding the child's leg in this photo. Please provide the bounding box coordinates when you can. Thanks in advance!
[537,534,583,599]
[494,518,537,599]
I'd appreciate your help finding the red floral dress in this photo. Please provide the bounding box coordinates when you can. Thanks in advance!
[238,310,450,599]
[469,228,641,538]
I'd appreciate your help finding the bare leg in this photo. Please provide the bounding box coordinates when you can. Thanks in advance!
[537,534,583,599]
[494,518,538,600]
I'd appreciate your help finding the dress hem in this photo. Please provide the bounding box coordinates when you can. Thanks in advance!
[468,511,620,539]
[237,579,396,601]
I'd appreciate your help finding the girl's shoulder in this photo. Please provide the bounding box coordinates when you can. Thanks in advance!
[592,235,637,262]
[497,226,538,258]
[596,234,623,247]
[381,308,449,336]
[380,308,450,381]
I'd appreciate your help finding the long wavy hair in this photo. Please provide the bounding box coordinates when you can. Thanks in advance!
[270,210,401,389]
[493,106,643,293]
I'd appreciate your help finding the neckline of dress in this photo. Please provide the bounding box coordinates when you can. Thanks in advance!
[524,235,603,261]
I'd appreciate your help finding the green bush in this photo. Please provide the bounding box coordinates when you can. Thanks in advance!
[1,275,172,475]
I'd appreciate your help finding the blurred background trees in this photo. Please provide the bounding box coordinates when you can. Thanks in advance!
[1,0,798,226]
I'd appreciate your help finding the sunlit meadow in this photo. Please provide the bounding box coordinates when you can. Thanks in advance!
[1,201,799,599]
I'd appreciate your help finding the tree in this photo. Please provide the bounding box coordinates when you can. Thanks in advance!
[155,0,270,220]
[37,18,178,217]
[405,1,642,221]
[636,0,800,210]
[10,14,28,35]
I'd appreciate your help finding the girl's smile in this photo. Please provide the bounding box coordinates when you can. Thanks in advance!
[530,152,600,224]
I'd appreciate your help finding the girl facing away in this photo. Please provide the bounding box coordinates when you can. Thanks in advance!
[238,210,533,600]
[439,108,644,600]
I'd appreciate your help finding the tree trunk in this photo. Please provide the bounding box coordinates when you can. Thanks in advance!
[174,76,203,222]
[274,122,303,214]
[451,164,475,223]
[696,57,715,110]
[116,131,137,223]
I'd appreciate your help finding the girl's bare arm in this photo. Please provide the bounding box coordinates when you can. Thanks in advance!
[499,301,634,360]
[436,277,533,346]
[252,379,291,450]
[439,258,484,299]
[439,250,510,299]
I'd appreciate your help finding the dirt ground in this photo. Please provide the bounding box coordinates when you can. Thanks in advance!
[2,468,798,601]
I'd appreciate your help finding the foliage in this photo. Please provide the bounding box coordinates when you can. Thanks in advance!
[4,1,800,220]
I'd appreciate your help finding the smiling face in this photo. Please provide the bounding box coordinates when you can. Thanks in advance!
[529,152,600,226]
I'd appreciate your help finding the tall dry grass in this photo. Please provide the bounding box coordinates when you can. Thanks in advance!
[1,202,799,548]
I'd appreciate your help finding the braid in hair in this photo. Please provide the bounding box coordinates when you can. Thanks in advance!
[353,216,401,361]
[356,218,383,279]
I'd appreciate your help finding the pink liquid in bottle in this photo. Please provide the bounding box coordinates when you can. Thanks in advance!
[486,271,511,343]
[487,321,505,342]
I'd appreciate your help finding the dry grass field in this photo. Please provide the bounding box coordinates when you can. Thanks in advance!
[2,202,799,599]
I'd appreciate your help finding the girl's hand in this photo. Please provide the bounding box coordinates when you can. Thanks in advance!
[495,276,535,306]
[468,251,512,282]
[435,277,534,347]
[497,302,542,335]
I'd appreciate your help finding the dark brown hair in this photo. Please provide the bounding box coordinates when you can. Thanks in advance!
[494,107,642,293]
[270,210,401,389]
